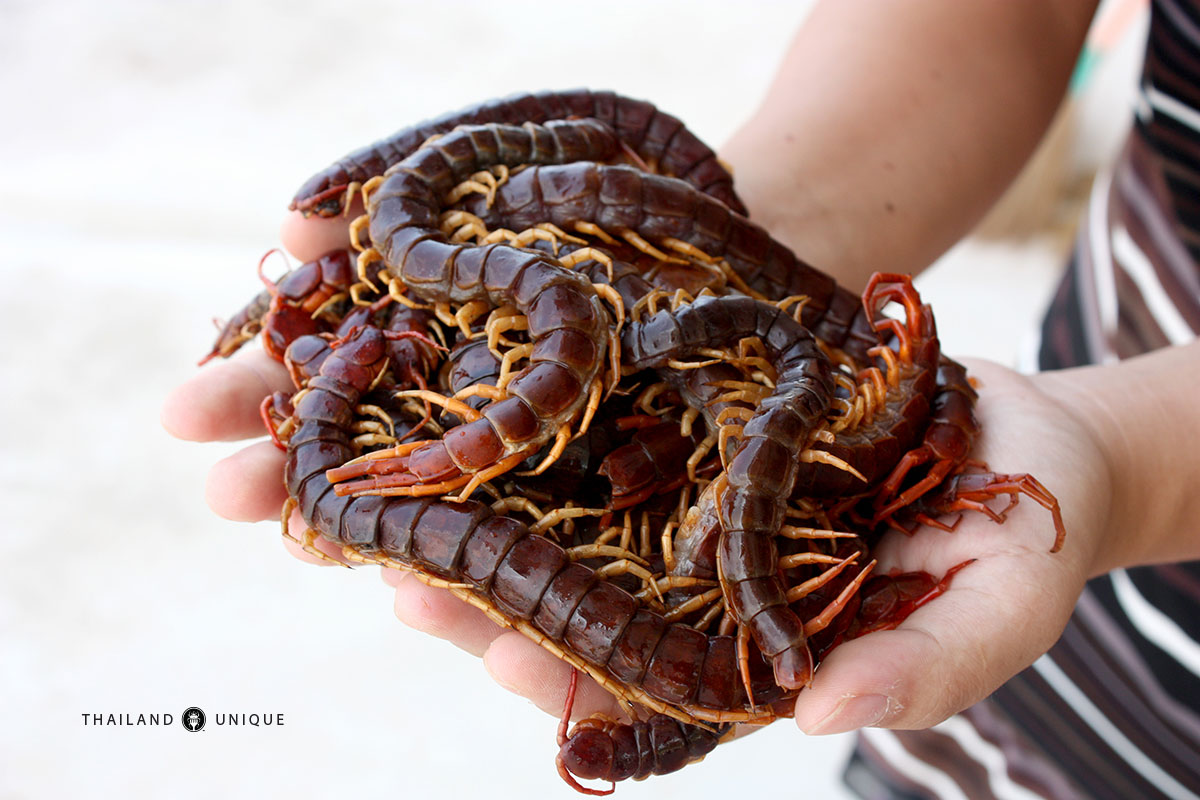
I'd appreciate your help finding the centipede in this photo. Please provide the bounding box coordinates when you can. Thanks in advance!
[197,89,1068,793]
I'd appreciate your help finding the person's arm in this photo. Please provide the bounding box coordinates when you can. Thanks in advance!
[1042,341,1200,574]
[172,0,1177,737]
[722,0,1098,287]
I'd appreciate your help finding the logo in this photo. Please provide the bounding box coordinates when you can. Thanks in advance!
[182,707,206,732]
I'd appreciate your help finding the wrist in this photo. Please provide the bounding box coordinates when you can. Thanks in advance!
[1035,369,1127,577]
[1035,344,1200,574]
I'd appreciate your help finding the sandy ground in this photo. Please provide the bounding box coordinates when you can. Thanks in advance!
[0,1,1144,798]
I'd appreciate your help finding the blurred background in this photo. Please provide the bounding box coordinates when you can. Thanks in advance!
[0,0,1147,797]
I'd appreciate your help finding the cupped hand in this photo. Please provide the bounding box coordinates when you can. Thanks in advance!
[399,357,1117,732]
[164,208,1117,733]
[791,358,1113,734]
[161,209,627,721]
[162,210,357,569]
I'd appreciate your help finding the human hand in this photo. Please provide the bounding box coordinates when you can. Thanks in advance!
[163,207,1120,733]
[160,208,632,721]
[791,358,1113,734]
[161,209,363,569]
[387,357,1120,732]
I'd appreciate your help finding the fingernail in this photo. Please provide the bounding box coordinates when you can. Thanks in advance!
[802,694,891,735]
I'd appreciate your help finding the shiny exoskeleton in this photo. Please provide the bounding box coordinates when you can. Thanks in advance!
[290,89,746,217]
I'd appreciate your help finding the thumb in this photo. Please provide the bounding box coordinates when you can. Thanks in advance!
[791,552,1081,734]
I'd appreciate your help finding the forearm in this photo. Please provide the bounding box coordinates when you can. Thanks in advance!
[721,0,1098,287]
[1039,341,1200,574]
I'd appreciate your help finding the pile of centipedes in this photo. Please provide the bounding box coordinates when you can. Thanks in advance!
[200,90,1066,794]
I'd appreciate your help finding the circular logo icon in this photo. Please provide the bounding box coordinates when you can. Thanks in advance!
[182,707,206,732]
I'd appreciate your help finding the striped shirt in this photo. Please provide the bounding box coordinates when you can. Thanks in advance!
[846,2,1200,798]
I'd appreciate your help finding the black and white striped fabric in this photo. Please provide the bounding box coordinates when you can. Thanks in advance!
[845,2,1200,797]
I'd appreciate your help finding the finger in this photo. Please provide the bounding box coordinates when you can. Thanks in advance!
[793,551,1080,734]
[381,567,407,588]
[205,440,288,521]
[483,632,624,721]
[279,200,359,264]
[163,348,293,442]
[391,577,508,658]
